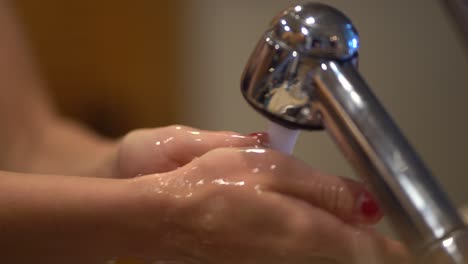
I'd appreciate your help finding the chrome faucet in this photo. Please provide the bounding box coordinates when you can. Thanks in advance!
[241,2,468,263]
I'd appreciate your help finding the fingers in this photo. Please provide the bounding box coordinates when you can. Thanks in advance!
[272,195,411,264]
[219,147,383,225]
[329,222,412,264]
[117,125,267,178]
[138,147,408,264]
[161,125,268,166]
[268,163,383,225]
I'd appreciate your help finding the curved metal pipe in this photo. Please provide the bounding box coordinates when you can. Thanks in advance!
[241,2,468,262]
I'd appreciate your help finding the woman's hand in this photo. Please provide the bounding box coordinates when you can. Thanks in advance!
[112,125,266,178]
[122,147,411,264]
[12,122,264,178]
[0,133,410,264]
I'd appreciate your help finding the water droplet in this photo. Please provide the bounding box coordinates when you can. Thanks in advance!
[252,168,260,173]
[155,141,161,145]
[393,151,409,172]
[196,179,204,186]
[163,137,174,143]
[255,184,263,194]
[212,179,245,186]
[244,148,266,154]
[270,164,277,170]
[194,138,202,142]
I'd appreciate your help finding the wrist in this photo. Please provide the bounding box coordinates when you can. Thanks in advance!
[8,116,119,177]
[0,172,134,263]
[116,176,182,260]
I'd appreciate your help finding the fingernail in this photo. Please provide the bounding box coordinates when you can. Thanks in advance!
[247,132,264,137]
[247,132,270,146]
[357,191,382,219]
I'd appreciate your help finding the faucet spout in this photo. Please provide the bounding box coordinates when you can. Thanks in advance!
[241,2,468,262]
[314,60,468,260]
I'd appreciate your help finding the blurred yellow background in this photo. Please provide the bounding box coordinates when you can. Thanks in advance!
[14,0,179,138]
[14,2,180,262]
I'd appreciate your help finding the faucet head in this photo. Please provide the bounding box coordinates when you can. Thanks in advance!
[241,2,359,130]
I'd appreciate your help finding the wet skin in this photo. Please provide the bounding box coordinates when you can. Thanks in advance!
[0,125,411,263]
[110,126,409,263]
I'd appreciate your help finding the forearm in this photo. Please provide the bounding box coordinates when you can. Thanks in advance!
[0,171,136,263]
[0,0,55,159]
[12,117,118,177]
[0,1,115,176]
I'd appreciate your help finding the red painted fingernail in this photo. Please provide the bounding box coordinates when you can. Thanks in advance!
[247,132,270,146]
[359,192,381,218]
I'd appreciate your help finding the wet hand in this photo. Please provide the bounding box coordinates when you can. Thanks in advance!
[124,148,411,264]
[111,125,266,178]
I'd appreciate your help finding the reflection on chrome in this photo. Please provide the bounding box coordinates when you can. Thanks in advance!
[305,16,315,24]
[329,62,363,107]
[241,2,468,262]
[444,237,455,248]
[437,234,466,264]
